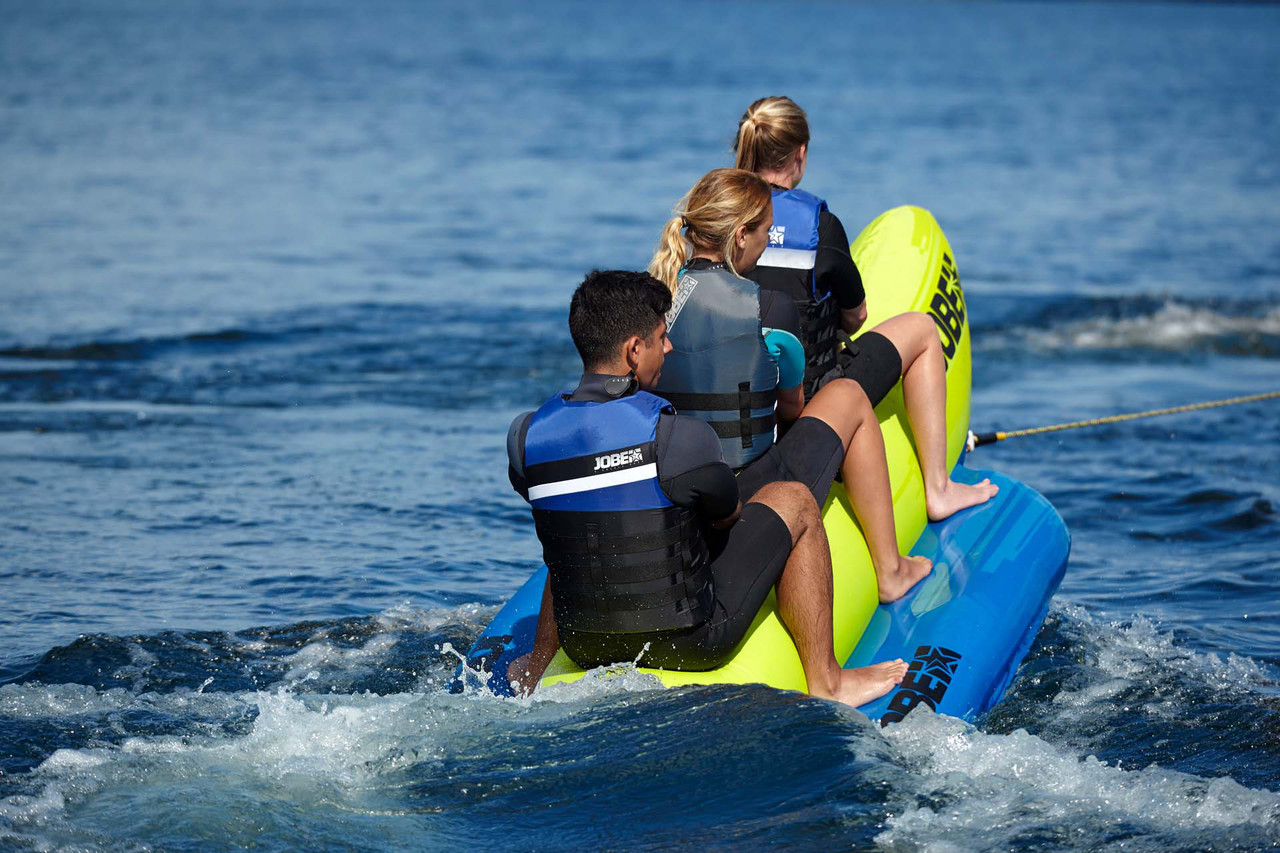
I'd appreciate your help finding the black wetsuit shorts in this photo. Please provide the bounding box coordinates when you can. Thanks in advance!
[820,330,902,408]
[735,415,846,507]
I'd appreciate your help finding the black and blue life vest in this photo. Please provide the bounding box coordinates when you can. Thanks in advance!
[751,187,840,399]
[654,262,779,470]
[522,390,713,638]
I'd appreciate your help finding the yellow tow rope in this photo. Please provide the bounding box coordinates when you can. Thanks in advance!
[967,390,1280,450]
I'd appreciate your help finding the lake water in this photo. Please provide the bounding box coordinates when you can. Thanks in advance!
[2,1,1278,850]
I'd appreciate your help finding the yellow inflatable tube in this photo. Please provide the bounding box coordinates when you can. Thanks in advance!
[542,206,971,691]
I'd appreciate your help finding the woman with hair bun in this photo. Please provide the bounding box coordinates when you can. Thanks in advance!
[648,168,931,603]
[735,96,997,521]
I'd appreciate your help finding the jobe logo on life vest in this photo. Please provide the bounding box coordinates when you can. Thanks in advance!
[927,253,966,363]
[593,446,644,472]
[768,225,786,246]
[880,645,962,726]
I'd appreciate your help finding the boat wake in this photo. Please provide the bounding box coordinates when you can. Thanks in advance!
[3,602,1278,851]
[876,709,1280,851]
[979,296,1280,358]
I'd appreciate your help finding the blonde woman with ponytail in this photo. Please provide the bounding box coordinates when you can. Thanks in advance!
[648,170,773,294]
[735,96,998,521]
[648,168,934,603]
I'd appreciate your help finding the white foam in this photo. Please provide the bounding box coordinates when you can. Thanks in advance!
[442,637,665,706]
[373,601,496,633]
[282,632,399,685]
[987,301,1280,353]
[875,709,1280,849]
[0,683,135,718]
[0,682,244,720]
[1053,605,1271,706]
[0,785,66,824]
[226,688,425,783]
[9,687,453,818]
[526,663,665,705]
[39,749,109,772]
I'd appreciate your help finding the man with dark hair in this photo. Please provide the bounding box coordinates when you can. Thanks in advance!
[504,270,906,708]
[567,269,675,370]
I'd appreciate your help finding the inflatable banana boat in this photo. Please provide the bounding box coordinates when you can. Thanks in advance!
[456,207,1070,724]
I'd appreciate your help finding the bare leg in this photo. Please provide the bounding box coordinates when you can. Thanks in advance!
[800,380,933,603]
[751,481,907,707]
[870,312,998,521]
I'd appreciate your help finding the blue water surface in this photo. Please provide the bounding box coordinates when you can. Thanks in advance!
[2,1,1279,850]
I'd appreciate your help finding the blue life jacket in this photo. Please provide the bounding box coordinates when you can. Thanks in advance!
[751,188,841,399]
[655,263,779,470]
[522,390,713,638]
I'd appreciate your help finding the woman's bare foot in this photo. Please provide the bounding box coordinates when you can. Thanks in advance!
[830,659,908,707]
[877,554,933,603]
[926,477,999,522]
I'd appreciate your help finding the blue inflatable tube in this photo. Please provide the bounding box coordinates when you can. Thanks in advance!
[848,463,1069,723]
[455,461,1069,725]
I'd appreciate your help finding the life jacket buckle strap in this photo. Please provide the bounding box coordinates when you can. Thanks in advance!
[837,329,860,359]
[704,413,776,440]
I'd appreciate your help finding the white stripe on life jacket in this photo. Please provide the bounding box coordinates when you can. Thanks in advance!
[758,246,817,270]
[528,463,659,501]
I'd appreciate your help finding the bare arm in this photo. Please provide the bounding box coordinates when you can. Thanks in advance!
[841,301,868,335]
[507,576,560,695]
[776,384,805,425]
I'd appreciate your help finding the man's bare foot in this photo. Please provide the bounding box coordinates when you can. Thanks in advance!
[829,659,908,708]
[877,554,933,603]
[926,477,999,522]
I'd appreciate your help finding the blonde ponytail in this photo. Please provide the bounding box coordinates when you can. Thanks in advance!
[647,216,689,293]
[649,169,772,288]
[733,96,810,174]
[733,113,764,173]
